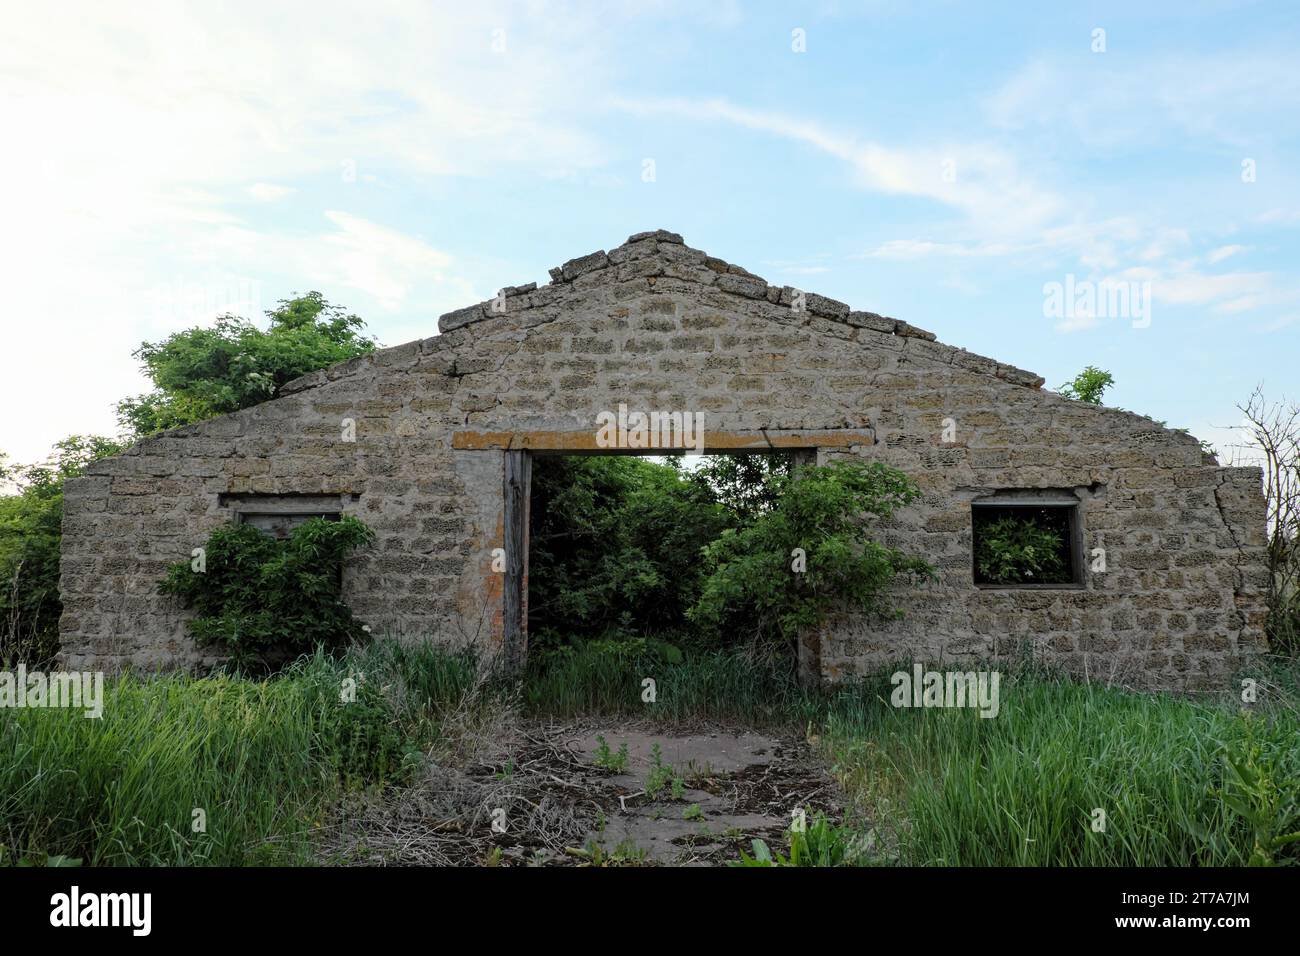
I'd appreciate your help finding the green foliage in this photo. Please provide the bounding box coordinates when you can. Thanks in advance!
[1059,365,1115,405]
[973,511,1070,585]
[528,456,733,646]
[568,836,649,866]
[0,646,480,866]
[0,295,374,665]
[5,640,1297,868]
[0,435,124,665]
[689,460,932,647]
[1215,714,1300,866]
[733,813,860,867]
[117,292,376,437]
[159,516,375,668]
[823,665,1300,866]
[522,638,817,723]
[669,453,792,523]
[645,742,684,800]
[593,734,630,772]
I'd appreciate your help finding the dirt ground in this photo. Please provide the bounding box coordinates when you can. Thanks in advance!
[317,717,845,866]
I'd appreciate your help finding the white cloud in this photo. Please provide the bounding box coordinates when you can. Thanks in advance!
[1153,270,1274,308]
[1256,208,1300,225]
[1054,313,1102,334]
[1206,244,1247,264]
[615,93,1290,327]
[611,96,1066,238]
[856,238,1017,260]
[0,2,639,462]
[248,183,296,202]
[190,212,477,317]
[986,53,1300,149]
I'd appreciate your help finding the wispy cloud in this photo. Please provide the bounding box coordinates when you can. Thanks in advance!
[247,183,296,202]
[1206,244,1247,264]
[610,96,1066,237]
[855,238,1018,260]
[986,52,1300,149]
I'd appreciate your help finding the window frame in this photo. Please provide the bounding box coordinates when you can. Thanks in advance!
[970,493,1085,590]
[218,493,357,540]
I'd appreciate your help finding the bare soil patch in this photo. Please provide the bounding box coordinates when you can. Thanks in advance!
[317,717,843,866]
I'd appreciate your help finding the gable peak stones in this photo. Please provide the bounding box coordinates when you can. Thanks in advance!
[434,228,1044,390]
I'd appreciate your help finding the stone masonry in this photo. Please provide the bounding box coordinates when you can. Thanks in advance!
[58,229,1269,690]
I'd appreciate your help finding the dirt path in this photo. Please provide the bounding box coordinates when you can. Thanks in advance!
[318,718,844,866]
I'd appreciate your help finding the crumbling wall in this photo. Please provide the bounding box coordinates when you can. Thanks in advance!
[59,230,1268,689]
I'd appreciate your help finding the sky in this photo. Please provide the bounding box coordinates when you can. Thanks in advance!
[1,0,1298,466]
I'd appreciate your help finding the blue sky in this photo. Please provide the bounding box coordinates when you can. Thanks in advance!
[2,1,1298,464]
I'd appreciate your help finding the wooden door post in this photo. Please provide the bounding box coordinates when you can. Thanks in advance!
[502,450,532,674]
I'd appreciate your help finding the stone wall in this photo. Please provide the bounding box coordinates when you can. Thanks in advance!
[58,230,1269,690]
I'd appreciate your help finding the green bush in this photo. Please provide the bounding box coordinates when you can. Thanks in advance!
[689,460,932,647]
[1058,365,1115,405]
[159,516,375,668]
[1215,713,1300,865]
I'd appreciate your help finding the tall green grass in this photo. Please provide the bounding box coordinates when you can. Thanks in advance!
[521,641,819,724]
[822,665,1300,866]
[3,640,1296,867]
[0,646,480,866]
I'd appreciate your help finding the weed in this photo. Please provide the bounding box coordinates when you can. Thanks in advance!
[1214,714,1300,866]
[645,742,684,800]
[593,735,630,772]
[567,837,648,866]
[732,813,860,867]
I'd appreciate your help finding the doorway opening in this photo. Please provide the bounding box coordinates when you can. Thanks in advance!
[520,451,804,676]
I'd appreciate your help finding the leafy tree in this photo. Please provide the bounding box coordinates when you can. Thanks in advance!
[0,435,124,665]
[688,460,933,650]
[528,456,732,647]
[117,292,377,437]
[669,453,793,523]
[159,516,375,669]
[1059,365,1115,405]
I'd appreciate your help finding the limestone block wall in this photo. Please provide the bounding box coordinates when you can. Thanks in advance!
[58,230,1268,690]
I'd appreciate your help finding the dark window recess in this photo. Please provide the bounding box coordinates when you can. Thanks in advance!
[238,511,341,539]
[219,494,355,540]
[971,501,1082,587]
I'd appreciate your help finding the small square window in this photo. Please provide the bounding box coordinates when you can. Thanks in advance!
[971,497,1082,588]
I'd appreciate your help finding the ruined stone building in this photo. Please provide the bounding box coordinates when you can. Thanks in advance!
[59,230,1268,690]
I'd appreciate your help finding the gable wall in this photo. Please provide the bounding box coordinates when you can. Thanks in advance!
[58,233,1269,689]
